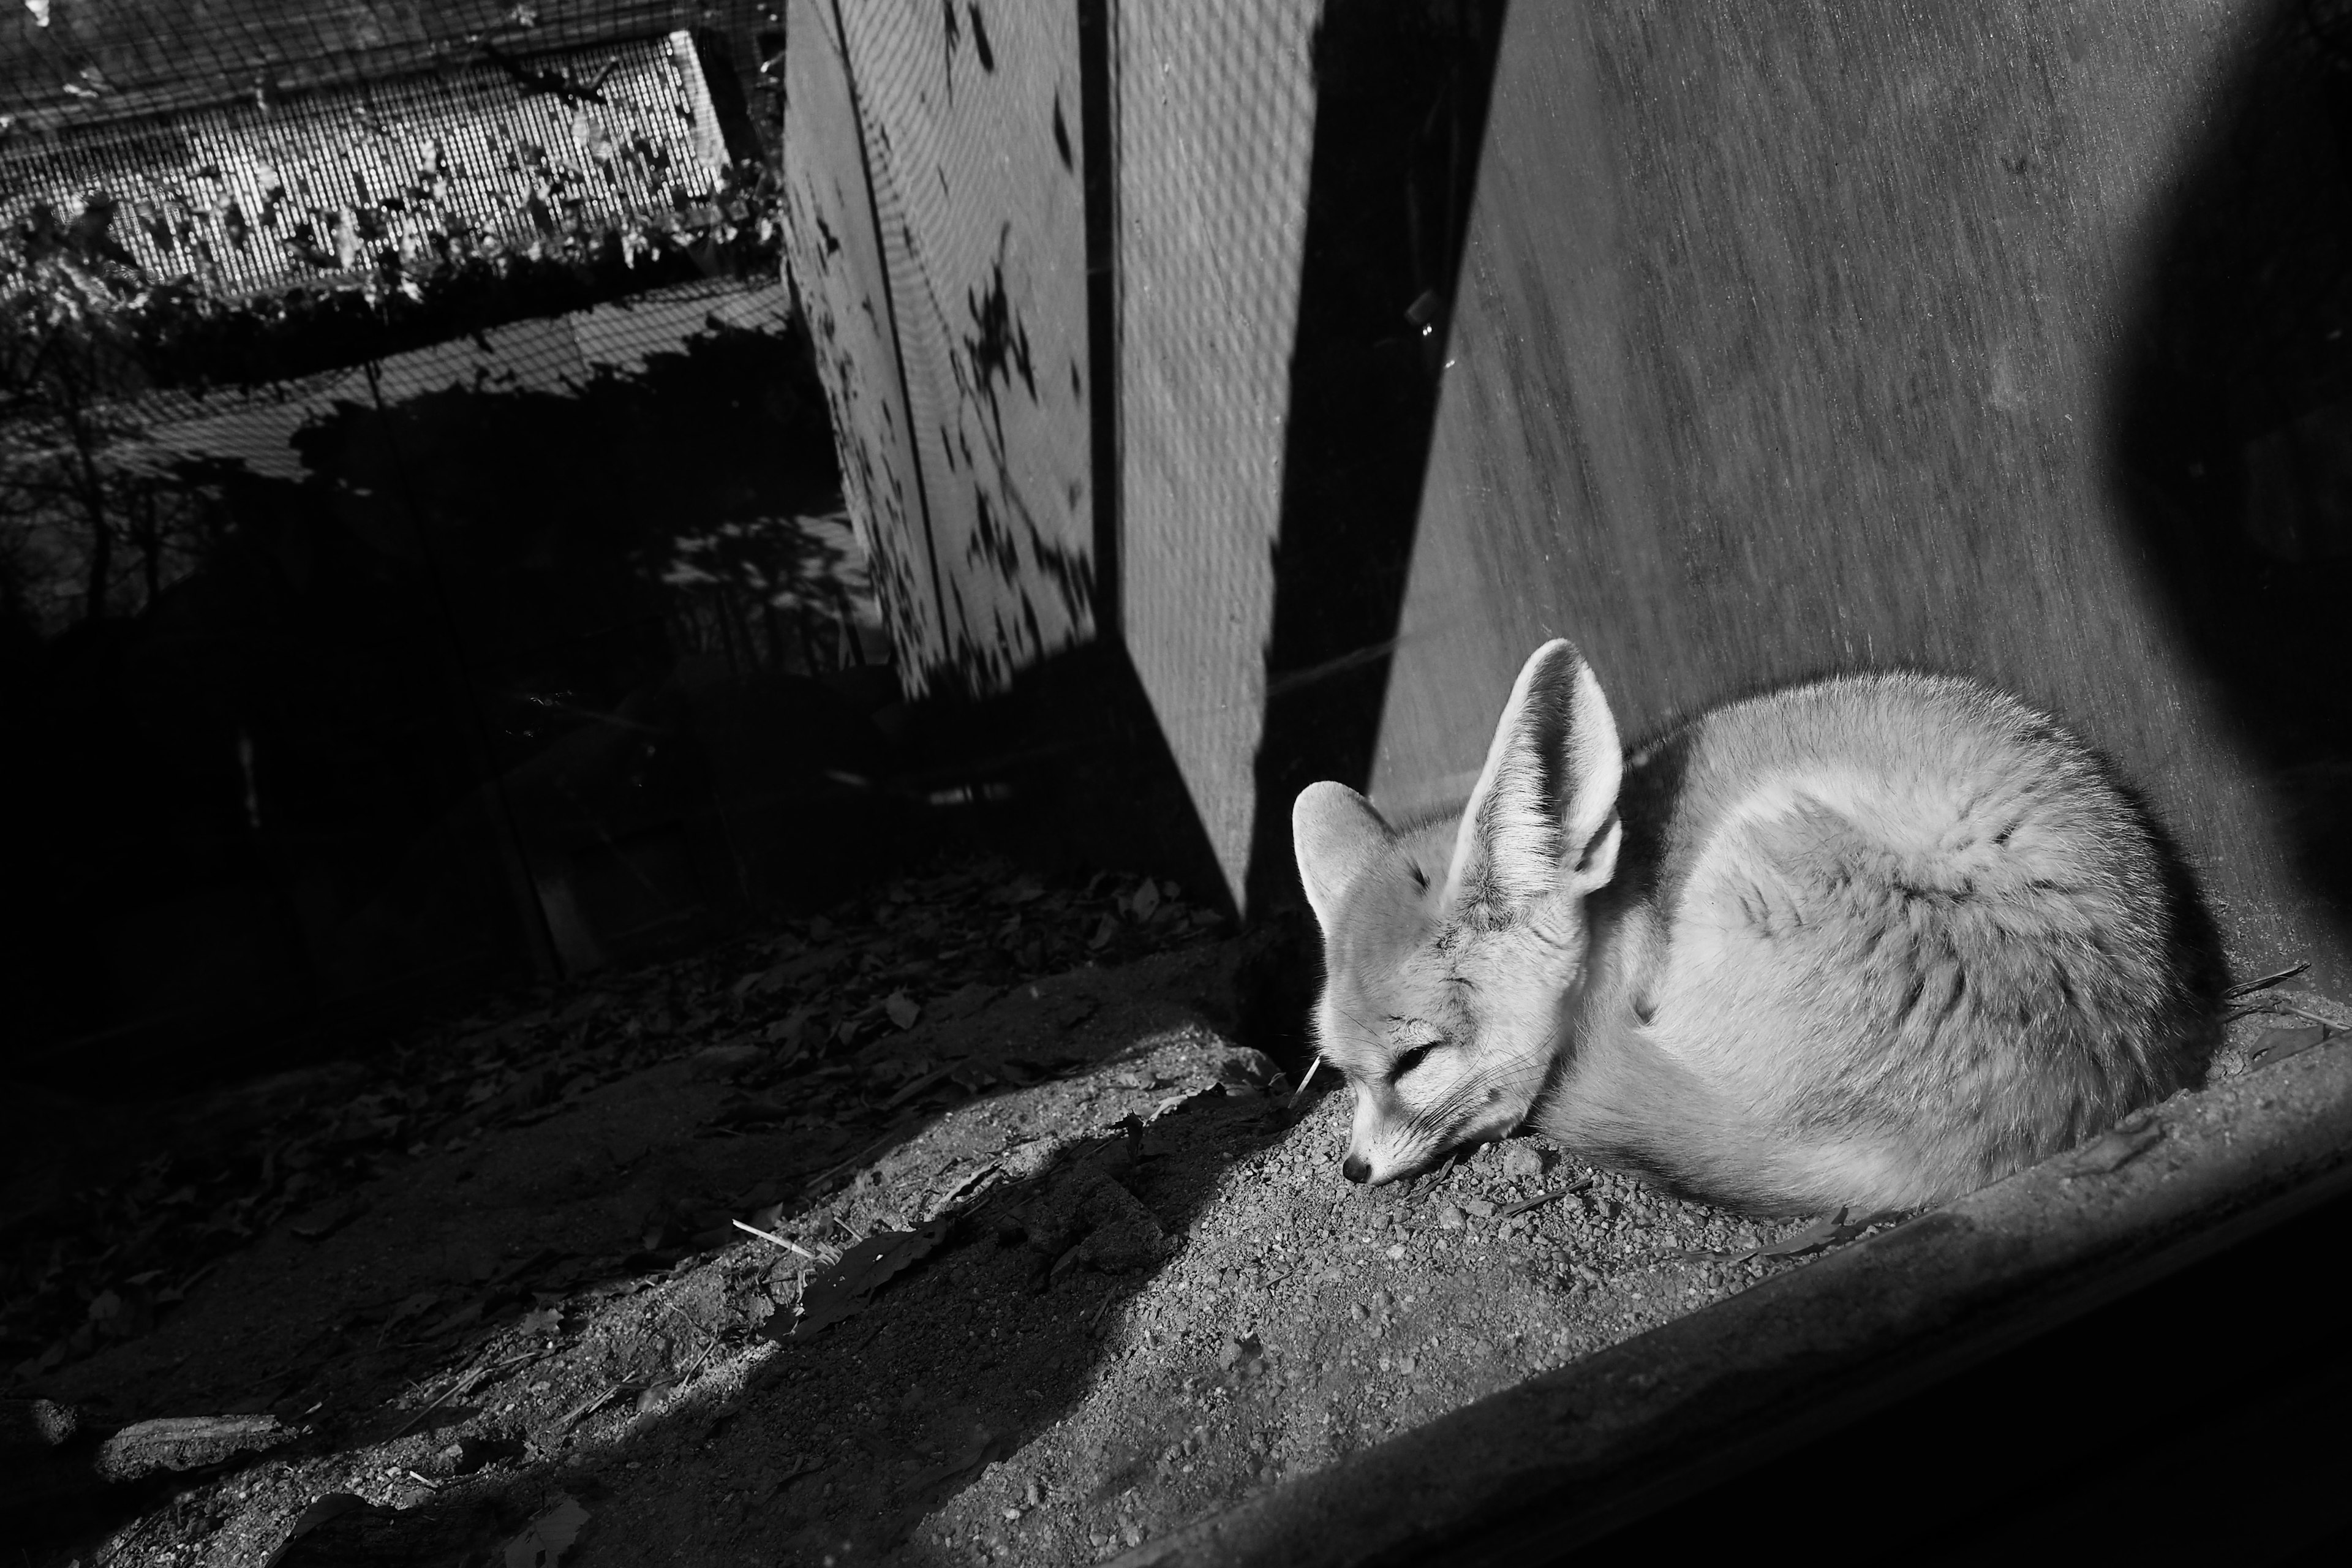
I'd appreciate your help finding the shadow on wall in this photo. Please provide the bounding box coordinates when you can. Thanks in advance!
[1231,0,1509,1052]
[0,317,913,1088]
[2113,0,2352,929]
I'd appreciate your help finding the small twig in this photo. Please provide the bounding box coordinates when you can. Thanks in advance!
[1500,1178,1592,1219]
[2228,960,2310,998]
[405,1470,441,1490]
[731,1219,818,1259]
[388,1348,543,1439]
[1289,1057,1322,1108]
[557,1384,623,1430]
[385,1373,472,1440]
[668,1306,723,1382]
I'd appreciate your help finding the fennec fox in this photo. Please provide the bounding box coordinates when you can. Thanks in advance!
[1294,641,2220,1215]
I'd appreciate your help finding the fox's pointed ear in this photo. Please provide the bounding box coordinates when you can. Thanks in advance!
[1442,639,1624,918]
[1294,782,1407,933]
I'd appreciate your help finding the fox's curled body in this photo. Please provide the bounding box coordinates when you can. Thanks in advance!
[1294,641,2221,1215]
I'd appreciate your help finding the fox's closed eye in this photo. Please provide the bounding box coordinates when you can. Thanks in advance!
[1390,1042,1439,1082]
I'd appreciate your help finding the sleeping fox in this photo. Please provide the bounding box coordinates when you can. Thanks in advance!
[1293,641,2222,1215]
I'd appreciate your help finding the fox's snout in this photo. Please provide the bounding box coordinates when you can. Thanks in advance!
[1343,1065,1536,1186]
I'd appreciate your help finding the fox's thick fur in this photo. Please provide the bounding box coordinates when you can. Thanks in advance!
[1294,641,2222,1215]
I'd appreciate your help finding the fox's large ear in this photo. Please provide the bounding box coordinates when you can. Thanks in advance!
[1441,639,1624,918]
[1294,782,1408,933]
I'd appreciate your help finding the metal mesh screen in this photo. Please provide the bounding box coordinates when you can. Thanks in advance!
[1112,0,1323,908]
[1,6,899,1062]
[778,0,1095,699]
[4,19,759,300]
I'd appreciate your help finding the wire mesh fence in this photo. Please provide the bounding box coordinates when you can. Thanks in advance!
[1,3,899,1072]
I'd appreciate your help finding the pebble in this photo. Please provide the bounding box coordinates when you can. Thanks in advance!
[1502,1142,1547,1180]
[1434,1202,1465,1231]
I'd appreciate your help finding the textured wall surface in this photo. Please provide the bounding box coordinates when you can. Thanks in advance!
[1374,2,2346,983]
[781,0,1095,697]
[778,0,939,679]
[1114,1,1323,909]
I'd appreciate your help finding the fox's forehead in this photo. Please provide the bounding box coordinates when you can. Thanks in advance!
[1315,940,1469,1066]
[1314,910,1576,1065]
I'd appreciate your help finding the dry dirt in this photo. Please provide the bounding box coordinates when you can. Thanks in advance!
[4,858,2329,1568]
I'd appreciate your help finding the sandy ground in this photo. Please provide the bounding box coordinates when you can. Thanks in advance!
[4,856,2319,1567]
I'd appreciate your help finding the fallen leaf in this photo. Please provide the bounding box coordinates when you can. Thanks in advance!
[1130,881,1162,922]
[261,1494,376,1567]
[1088,914,1117,951]
[424,1298,486,1338]
[885,992,921,1031]
[454,1433,526,1474]
[378,1290,444,1338]
[950,1060,1003,1093]
[938,981,998,1019]
[1216,1047,1283,1089]
[907,1423,1012,1491]
[2247,1025,2329,1069]
[884,1061,965,1109]
[784,1221,950,1338]
[503,1493,590,1567]
[704,1091,793,1129]
[288,1196,367,1241]
[690,1043,765,1079]
[766,1005,820,1047]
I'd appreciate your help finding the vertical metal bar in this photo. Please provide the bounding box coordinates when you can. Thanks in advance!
[1077,0,1123,641]
[826,0,953,682]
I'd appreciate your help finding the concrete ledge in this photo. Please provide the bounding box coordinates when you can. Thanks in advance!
[1110,1036,2352,1567]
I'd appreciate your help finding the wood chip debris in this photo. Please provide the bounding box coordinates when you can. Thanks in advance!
[1500,1179,1593,1219]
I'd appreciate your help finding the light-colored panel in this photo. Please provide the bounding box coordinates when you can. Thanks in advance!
[778,0,941,671]
[1116,0,1323,911]
[835,0,1096,695]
